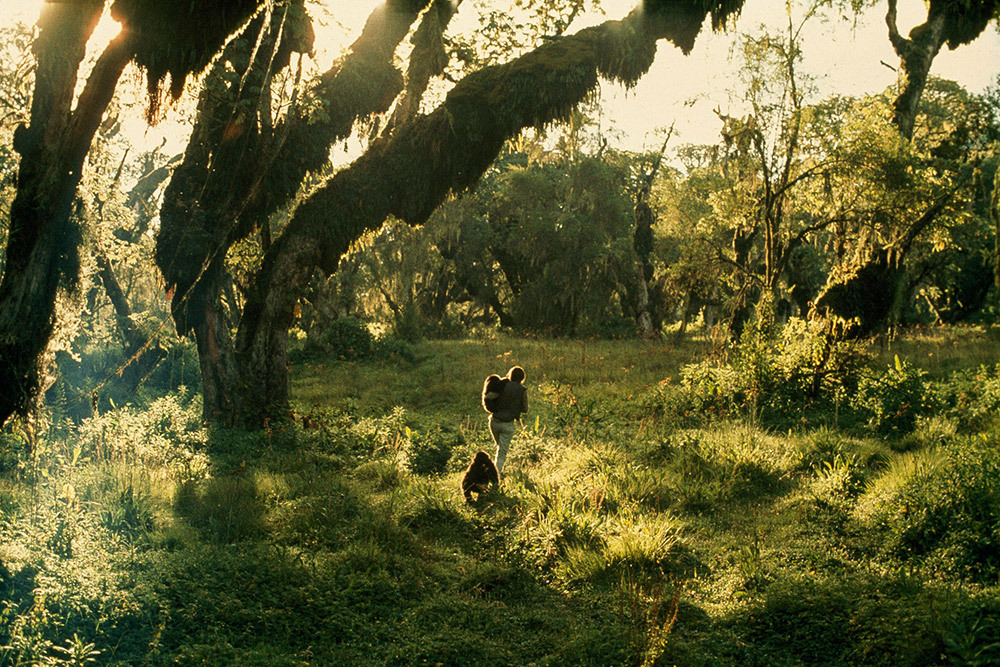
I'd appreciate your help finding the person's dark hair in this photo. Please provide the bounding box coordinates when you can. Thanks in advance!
[507,366,525,383]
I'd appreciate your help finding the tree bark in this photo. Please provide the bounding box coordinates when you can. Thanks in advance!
[0,4,134,425]
[232,5,724,425]
[885,0,947,141]
[156,0,433,422]
[993,166,1000,289]
[633,128,672,338]
[95,253,167,389]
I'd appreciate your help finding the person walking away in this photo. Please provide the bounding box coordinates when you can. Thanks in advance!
[488,366,527,475]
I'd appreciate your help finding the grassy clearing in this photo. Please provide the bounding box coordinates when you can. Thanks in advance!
[1,328,999,665]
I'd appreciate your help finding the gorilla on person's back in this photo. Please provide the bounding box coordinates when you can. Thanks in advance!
[461,451,499,502]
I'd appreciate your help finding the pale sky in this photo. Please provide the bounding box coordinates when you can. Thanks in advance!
[2,0,998,156]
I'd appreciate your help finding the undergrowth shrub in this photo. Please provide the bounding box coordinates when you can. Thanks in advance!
[94,472,156,544]
[402,426,459,476]
[317,316,374,360]
[929,363,1000,431]
[290,317,416,364]
[353,459,404,491]
[851,355,928,437]
[665,427,791,512]
[351,407,408,455]
[661,315,868,428]
[853,433,1000,582]
[791,427,888,473]
[0,428,28,474]
[76,390,209,481]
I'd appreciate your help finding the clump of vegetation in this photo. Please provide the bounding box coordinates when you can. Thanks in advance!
[402,425,460,476]
[290,316,417,364]
[4,333,1000,665]
[851,355,929,437]
[853,432,1000,582]
[661,313,870,430]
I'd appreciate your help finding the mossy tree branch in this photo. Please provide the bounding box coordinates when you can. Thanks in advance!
[232,3,741,423]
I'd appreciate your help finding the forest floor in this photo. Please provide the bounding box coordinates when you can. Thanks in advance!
[2,326,1000,665]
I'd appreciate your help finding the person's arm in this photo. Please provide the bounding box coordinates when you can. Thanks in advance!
[521,388,528,413]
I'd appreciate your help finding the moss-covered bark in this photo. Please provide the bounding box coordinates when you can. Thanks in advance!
[156,0,434,422]
[233,2,742,425]
[0,3,132,426]
[111,0,266,114]
[811,0,997,340]
[0,0,285,427]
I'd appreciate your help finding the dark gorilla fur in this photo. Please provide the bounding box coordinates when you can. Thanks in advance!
[461,451,499,502]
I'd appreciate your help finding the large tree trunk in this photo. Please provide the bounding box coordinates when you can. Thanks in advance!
[156,0,433,422]
[232,4,729,425]
[0,4,133,425]
[191,270,242,424]
[633,201,657,338]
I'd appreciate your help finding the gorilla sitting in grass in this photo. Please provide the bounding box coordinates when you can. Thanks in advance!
[461,451,499,502]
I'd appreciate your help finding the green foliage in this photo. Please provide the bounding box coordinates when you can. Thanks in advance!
[854,433,1000,582]
[76,390,210,481]
[315,316,375,361]
[929,363,1000,431]
[402,425,460,476]
[666,314,868,428]
[852,355,929,436]
[174,476,266,544]
[5,331,1000,665]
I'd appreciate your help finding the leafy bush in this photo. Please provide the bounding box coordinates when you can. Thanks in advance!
[0,428,28,473]
[76,390,209,481]
[853,434,1000,582]
[372,334,416,363]
[402,426,459,476]
[319,316,374,360]
[930,363,1000,431]
[98,478,156,543]
[665,316,868,427]
[851,355,928,436]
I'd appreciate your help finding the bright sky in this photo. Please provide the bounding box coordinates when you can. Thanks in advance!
[2,0,998,156]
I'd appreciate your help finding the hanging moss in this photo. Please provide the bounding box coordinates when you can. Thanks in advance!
[110,0,265,115]
[256,1,746,300]
[813,253,901,338]
[157,0,433,335]
[642,0,744,53]
[932,0,1000,49]
[245,0,435,227]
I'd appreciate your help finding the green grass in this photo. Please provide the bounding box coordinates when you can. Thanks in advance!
[1,328,999,665]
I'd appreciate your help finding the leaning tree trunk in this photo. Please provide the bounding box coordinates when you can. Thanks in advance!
[156,0,434,423]
[0,4,133,426]
[95,253,167,389]
[809,0,996,340]
[885,0,947,141]
[232,2,737,425]
[813,182,964,336]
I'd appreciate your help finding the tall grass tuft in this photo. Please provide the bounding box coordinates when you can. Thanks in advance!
[854,434,1000,581]
[174,477,265,543]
